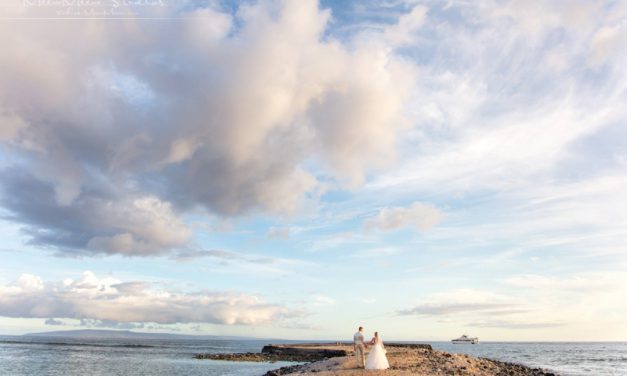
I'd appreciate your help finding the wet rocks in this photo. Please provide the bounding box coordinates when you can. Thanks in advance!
[262,364,309,376]
[194,352,282,362]
[195,344,348,363]
[261,345,348,360]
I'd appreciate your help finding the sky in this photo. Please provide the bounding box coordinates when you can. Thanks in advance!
[0,0,626,341]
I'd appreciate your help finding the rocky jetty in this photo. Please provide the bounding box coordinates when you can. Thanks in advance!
[194,343,349,362]
[195,343,559,376]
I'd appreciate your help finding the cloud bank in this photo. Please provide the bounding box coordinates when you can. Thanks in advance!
[0,0,417,256]
[0,272,293,325]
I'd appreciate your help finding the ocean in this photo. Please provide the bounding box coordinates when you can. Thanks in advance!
[0,336,625,376]
[431,342,627,376]
[0,336,296,376]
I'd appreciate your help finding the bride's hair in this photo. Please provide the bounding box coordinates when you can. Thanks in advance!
[374,332,379,337]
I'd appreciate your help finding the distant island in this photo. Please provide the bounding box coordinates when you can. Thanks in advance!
[23,329,273,341]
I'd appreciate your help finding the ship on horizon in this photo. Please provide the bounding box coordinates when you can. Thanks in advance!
[451,334,479,344]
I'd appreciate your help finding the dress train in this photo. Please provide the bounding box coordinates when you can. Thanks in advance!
[365,341,389,370]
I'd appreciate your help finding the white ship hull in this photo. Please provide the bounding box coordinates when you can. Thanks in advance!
[451,335,478,344]
[451,339,478,344]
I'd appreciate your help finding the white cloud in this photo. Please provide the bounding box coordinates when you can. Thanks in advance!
[0,272,294,325]
[362,0,627,203]
[384,4,427,45]
[365,202,443,231]
[0,0,419,256]
[84,196,191,256]
[1,186,192,257]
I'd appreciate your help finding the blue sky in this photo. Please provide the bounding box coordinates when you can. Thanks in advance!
[0,0,626,341]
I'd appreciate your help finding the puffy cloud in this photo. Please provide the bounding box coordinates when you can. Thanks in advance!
[0,169,190,256]
[0,271,293,326]
[365,202,443,231]
[0,0,417,256]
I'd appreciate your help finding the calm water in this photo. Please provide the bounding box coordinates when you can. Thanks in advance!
[431,341,627,376]
[0,336,298,376]
[0,336,625,375]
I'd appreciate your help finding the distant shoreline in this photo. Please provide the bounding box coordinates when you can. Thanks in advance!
[19,329,275,341]
[4,330,624,343]
[195,342,560,376]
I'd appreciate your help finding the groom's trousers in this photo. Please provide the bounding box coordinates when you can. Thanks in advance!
[355,344,366,368]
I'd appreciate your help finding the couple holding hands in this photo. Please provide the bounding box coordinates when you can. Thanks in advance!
[353,326,390,370]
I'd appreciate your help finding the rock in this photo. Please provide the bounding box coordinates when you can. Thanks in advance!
[261,345,348,360]
[385,343,433,350]
[261,364,307,376]
[201,342,561,376]
[196,344,348,363]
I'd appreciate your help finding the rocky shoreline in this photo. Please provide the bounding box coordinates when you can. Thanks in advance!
[194,343,559,376]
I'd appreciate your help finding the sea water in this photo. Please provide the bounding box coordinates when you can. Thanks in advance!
[431,341,627,376]
[0,336,625,376]
[0,336,297,376]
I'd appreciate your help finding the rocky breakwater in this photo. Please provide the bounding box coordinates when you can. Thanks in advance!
[260,343,559,376]
[196,343,559,376]
[194,343,349,363]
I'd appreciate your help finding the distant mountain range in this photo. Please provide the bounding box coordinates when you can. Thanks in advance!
[24,329,272,341]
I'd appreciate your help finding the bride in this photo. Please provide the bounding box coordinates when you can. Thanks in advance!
[365,331,389,370]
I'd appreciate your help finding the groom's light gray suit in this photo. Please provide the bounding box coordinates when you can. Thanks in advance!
[353,330,366,368]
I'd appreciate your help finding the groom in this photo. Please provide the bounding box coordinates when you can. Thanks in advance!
[353,326,366,368]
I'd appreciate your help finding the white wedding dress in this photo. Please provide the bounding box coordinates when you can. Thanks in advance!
[365,338,389,370]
